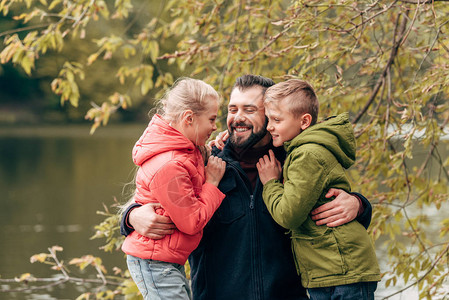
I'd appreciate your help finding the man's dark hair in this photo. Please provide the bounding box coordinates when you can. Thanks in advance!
[232,74,275,95]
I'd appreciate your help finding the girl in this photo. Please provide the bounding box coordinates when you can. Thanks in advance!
[122,78,226,300]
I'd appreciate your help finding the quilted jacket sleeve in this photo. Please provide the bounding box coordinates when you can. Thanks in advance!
[148,160,225,235]
[263,150,327,230]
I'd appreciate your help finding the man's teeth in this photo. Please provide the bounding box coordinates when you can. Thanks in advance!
[235,128,249,132]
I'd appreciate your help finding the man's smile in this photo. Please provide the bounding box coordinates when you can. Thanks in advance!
[234,127,251,132]
[231,123,252,134]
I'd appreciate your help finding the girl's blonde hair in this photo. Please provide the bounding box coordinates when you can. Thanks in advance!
[157,77,220,123]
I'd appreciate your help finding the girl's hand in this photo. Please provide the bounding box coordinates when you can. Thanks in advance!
[205,156,226,186]
[256,149,282,185]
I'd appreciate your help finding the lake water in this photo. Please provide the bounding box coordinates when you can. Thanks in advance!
[0,124,142,300]
[0,124,447,299]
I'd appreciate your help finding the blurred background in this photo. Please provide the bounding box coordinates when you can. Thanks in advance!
[0,2,160,298]
[1,0,449,299]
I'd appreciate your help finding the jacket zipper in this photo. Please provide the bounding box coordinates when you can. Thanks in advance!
[229,160,263,299]
[250,194,254,209]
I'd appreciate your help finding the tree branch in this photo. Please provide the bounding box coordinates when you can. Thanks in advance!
[219,0,243,91]
[72,0,95,28]
[327,1,398,34]
[240,8,299,62]
[383,243,449,299]
[0,247,124,294]
[415,97,449,179]
[399,0,449,3]
[0,276,122,293]
[348,1,398,32]
[411,19,449,85]
[1,278,69,293]
[352,11,408,124]
[0,24,51,38]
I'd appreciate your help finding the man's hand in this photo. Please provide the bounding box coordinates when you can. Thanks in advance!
[129,203,176,239]
[256,150,282,185]
[310,188,360,227]
[208,130,229,150]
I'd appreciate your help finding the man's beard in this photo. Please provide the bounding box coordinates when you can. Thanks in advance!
[228,119,268,152]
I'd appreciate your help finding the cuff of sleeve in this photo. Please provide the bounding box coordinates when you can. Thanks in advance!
[353,194,364,217]
[203,181,225,199]
[120,202,142,237]
[351,192,372,229]
[265,178,280,186]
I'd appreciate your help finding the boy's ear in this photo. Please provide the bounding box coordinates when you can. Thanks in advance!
[300,113,312,130]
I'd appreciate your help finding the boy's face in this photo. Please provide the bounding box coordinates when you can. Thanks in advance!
[265,100,310,147]
[227,86,270,148]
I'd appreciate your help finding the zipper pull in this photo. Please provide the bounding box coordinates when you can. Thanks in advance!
[249,195,254,209]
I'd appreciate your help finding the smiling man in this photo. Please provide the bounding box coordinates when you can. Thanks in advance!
[121,75,373,300]
[227,85,270,150]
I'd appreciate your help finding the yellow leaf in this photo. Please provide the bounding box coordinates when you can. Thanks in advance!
[30,253,49,263]
[90,122,100,135]
[69,93,79,107]
[15,273,36,282]
[21,56,32,75]
[141,77,153,95]
[149,40,159,63]
[87,53,99,66]
[76,293,91,300]
[51,245,63,252]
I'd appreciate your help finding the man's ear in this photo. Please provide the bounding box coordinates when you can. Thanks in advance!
[300,113,312,130]
[181,110,194,125]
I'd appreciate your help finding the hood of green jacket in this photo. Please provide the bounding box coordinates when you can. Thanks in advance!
[284,113,355,169]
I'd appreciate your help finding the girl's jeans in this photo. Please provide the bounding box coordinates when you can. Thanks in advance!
[127,255,192,300]
[308,281,377,300]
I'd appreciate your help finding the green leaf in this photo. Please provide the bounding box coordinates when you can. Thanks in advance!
[148,40,159,63]
[48,0,62,10]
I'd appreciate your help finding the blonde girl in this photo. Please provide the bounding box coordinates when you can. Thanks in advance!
[122,78,226,300]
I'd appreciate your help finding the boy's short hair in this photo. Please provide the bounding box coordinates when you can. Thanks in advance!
[264,79,319,125]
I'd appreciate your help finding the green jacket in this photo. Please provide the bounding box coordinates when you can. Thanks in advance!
[263,113,380,288]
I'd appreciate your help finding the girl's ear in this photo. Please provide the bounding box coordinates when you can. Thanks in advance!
[300,113,312,130]
[181,110,194,125]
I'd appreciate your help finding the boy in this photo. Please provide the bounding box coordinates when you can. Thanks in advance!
[256,79,381,299]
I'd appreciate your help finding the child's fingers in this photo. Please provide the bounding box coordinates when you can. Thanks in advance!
[208,156,226,170]
[263,154,271,164]
[207,155,217,167]
[216,138,224,149]
[268,149,276,162]
[222,130,230,141]
[276,159,282,170]
[218,157,226,169]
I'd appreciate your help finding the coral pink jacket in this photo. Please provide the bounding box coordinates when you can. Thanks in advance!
[121,114,225,265]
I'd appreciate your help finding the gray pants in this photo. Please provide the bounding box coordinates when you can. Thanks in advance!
[127,255,192,300]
